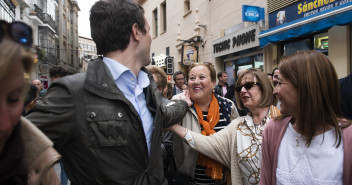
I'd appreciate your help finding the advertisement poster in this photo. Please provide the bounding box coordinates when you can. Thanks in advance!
[242,5,264,22]
[181,45,198,65]
[269,0,352,28]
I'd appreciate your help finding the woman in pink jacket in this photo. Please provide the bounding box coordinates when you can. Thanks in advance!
[260,50,352,185]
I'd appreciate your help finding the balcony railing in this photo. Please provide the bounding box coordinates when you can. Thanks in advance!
[30,4,56,32]
[59,60,80,74]
[30,4,45,22]
[42,14,57,31]
[43,53,58,65]
[36,47,58,65]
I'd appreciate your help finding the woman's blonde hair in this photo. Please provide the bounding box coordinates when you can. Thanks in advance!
[0,38,34,95]
[279,50,342,147]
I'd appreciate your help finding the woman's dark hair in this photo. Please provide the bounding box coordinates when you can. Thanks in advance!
[279,50,342,147]
[90,0,146,55]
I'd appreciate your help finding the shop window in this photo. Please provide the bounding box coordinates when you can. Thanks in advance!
[254,54,264,71]
[161,2,167,32]
[153,8,158,37]
[281,32,329,56]
[314,32,328,55]
[283,39,310,56]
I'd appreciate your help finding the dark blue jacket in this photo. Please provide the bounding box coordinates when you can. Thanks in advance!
[339,73,352,119]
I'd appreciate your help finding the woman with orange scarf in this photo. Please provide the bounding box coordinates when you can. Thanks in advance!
[170,68,280,185]
[171,63,240,184]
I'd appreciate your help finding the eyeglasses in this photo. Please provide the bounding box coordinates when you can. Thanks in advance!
[0,20,33,48]
[235,82,260,92]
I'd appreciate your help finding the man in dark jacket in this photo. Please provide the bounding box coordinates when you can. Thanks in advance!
[339,73,352,119]
[27,0,190,184]
[214,71,228,97]
[172,70,186,96]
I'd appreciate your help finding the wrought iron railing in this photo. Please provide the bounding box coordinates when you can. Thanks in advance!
[30,4,56,32]
[30,4,45,22]
[42,13,57,32]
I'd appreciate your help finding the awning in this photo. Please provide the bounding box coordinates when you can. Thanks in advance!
[259,4,352,47]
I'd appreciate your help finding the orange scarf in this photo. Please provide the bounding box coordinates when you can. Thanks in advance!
[194,93,224,180]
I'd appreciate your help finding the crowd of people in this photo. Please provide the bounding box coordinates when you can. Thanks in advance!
[1,0,351,185]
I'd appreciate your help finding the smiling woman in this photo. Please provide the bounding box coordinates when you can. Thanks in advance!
[169,63,240,184]
[261,50,352,185]
[169,68,280,185]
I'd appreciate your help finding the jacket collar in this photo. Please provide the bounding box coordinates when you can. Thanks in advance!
[84,58,157,114]
[84,58,154,100]
[84,58,122,100]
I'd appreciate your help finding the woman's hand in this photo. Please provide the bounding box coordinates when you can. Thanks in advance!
[337,117,352,128]
[179,90,192,107]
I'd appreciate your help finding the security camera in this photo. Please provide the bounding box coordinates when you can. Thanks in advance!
[201,39,207,47]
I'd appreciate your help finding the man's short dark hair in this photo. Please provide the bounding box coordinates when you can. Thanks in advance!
[173,71,185,81]
[271,67,279,77]
[217,71,227,80]
[50,66,68,78]
[90,0,146,55]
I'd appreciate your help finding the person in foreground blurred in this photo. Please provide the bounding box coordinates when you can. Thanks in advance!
[169,68,280,185]
[170,63,240,184]
[260,50,352,185]
[0,20,60,185]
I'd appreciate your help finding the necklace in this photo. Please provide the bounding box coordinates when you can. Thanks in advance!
[251,107,271,129]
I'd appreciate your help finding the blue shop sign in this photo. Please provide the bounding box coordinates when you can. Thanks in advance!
[269,0,352,28]
[242,5,265,22]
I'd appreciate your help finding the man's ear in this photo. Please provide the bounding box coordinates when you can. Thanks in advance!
[131,23,141,41]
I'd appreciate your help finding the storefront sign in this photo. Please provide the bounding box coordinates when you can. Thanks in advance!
[242,5,265,22]
[269,0,352,28]
[212,25,259,58]
[181,45,198,65]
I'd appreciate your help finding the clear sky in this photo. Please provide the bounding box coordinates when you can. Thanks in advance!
[77,0,98,38]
